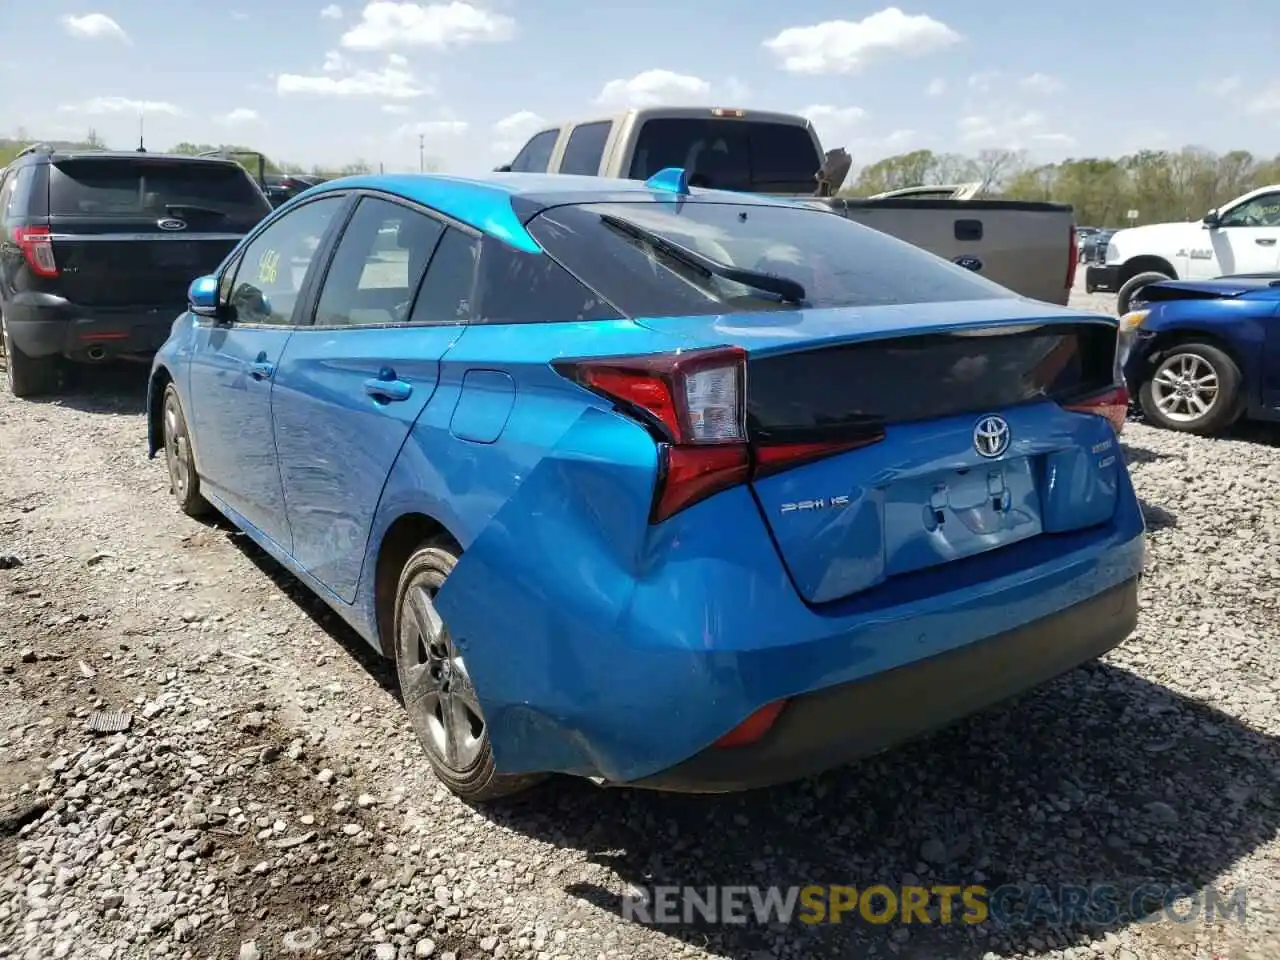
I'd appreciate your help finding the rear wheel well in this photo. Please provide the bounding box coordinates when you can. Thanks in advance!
[373,513,458,657]
[148,367,173,454]
[1121,256,1177,284]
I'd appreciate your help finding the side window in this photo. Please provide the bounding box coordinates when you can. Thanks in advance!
[0,170,14,224]
[408,228,479,325]
[1220,193,1280,228]
[558,122,611,176]
[474,237,621,324]
[510,130,559,173]
[3,166,35,220]
[226,195,344,326]
[313,196,444,327]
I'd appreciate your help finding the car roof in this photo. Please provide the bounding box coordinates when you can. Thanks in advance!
[16,147,248,167]
[300,171,808,254]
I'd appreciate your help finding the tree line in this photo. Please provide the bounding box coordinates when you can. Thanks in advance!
[0,129,379,179]
[845,147,1280,227]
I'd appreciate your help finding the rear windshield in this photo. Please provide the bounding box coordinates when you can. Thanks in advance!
[49,159,270,224]
[627,119,822,193]
[527,200,1015,318]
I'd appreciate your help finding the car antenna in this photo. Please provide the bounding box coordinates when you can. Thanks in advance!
[136,114,147,153]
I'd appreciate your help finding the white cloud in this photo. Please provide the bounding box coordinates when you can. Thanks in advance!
[881,129,916,149]
[219,107,261,124]
[1205,76,1241,97]
[763,7,960,75]
[340,2,515,51]
[957,110,1073,149]
[967,70,1000,94]
[1245,83,1280,115]
[1020,72,1064,94]
[395,119,468,137]
[231,11,250,20]
[322,50,346,71]
[492,110,547,157]
[58,96,181,116]
[60,13,130,43]
[321,3,343,18]
[277,56,429,99]
[925,77,946,96]
[382,104,411,114]
[493,110,544,133]
[595,69,710,108]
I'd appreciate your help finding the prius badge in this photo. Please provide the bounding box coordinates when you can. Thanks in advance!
[973,414,1011,458]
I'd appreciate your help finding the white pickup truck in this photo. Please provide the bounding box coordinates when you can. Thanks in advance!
[1086,183,1280,313]
[496,106,1078,305]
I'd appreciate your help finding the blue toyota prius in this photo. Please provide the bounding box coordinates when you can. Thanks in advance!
[147,169,1146,802]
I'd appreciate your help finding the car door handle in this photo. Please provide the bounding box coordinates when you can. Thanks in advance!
[249,361,275,380]
[1256,238,1277,246]
[363,377,413,402]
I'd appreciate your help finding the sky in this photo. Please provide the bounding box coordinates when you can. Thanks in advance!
[3,0,1278,174]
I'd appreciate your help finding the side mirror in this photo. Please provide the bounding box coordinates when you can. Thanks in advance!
[493,163,512,173]
[1202,209,1220,228]
[188,275,220,318]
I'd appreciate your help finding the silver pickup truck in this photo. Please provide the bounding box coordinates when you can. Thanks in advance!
[496,106,1077,305]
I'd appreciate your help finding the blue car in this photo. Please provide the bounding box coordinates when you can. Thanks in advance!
[1121,274,1280,435]
[146,169,1145,801]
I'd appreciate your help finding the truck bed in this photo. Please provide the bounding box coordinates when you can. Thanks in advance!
[815,196,1076,306]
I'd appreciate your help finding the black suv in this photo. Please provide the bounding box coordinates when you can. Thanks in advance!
[0,145,272,397]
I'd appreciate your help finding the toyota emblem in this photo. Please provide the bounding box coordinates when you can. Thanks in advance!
[157,218,187,231]
[973,414,1011,458]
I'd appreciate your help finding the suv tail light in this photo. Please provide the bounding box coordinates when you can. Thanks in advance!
[12,226,58,277]
[1064,384,1128,435]
[1066,225,1079,291]
[554,347,885,522]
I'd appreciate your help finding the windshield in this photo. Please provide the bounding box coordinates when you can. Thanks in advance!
[49,158,270,224]
[527,200,1016,319]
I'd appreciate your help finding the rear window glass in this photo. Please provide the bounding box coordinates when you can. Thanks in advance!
[627,119,822,193]
[49,159,269,224]
[527,200,1015,319]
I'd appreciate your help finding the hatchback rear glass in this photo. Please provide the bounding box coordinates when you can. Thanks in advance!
[49,158,269,223]
[528,199,1016,318]
[627,119,822,193]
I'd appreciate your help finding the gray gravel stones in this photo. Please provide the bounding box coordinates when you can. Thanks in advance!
[1,282,1278,959]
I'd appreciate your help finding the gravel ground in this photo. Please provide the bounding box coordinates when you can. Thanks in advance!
[2,277,1278,960]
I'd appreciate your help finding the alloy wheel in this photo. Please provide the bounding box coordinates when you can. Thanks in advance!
[1150,352,1219,423]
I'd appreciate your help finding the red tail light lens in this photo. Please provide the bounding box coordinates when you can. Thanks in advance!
[554,347,885,522]
[12,226,58,277]
[712,700,788,748]
[1064,384,1128,434]
[1066,225,1079,291]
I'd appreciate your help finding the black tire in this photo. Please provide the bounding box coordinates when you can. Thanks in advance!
[2,312,60,398]
[1116,270,1172,315]
[1137,342,1242,436]
[160,383,213,518]
[394,539,545,803]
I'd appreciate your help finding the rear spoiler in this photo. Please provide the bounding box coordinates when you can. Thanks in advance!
[198,149,267,192]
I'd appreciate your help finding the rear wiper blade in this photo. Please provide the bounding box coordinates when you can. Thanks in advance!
[163,203,230,219]
[599,213,806,304]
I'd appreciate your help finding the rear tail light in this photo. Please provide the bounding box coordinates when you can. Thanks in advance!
[1064,384,1128,435]
[12,226,58,277]
[1066,224,1079,291]
[553,346,885,522]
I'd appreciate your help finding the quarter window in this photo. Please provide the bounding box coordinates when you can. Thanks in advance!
[226,195,344,326]
[313,196,444,327]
